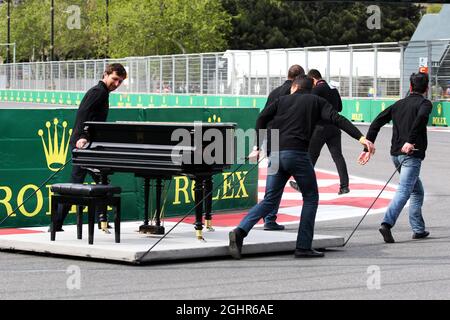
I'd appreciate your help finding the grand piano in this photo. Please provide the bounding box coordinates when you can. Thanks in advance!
[72,121,237,239]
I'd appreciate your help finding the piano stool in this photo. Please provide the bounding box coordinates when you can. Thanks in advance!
[50,183,122,245]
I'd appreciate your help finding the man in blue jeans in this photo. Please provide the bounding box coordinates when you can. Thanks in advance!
[262,64,305,231]
[228,76,375,259]
[358,72,432,243]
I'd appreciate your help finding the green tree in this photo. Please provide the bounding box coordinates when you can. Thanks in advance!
[426,4,442,14]
[107,0,231,57]
[220,0,425,50]
[0,0,231,62]
[0,0,51,61]
[0,0,104,61]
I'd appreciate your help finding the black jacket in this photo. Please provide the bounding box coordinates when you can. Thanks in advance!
[366,93,432,160]
[70,81,110,147]
[256,90,363,152]
[265,80,292,130]
[312,80,343,126]
[263,80,293,154]
[267,80,293,106]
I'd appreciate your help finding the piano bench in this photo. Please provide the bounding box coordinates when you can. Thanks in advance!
[50,183,122,245]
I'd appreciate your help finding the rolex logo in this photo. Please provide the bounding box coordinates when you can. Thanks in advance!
[437,104,442,116]
[37,119,72,172]
[207,114,222,123]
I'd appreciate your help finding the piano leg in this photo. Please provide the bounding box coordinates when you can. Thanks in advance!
[204,177,214,232]
[194,177,205,240]
[151,178,165,235]
[144,178,150,226]
[97,173,110,233]
[139,178,165,235]
[139,178,151,233]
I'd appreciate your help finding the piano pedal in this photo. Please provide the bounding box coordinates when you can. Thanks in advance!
[98,222,112,229]
[205,220,215,232]
[139,224,165,235]
[196,230,206,241]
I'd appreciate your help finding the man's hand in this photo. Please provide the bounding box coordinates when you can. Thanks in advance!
[248,150,260,162]
[401,142,415,155]
[358,151,371,165]
[76,138,88,149]
[359,136,376,155]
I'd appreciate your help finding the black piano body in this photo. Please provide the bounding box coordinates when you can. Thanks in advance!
[72,121,237,239]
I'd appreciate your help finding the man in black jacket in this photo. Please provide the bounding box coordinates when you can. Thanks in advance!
[358,72,432,243]
[53,63,127,231]
[290,69,350,195]
[228,76,375,259]
[262,64,305,231]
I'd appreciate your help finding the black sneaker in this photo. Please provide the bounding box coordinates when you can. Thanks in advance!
[294,248,324,258]
[338,187,350,195]
[264,222,285,231]
[229,228,245,259]
[412,231,430,239]
[289,181,300,192]
[379,224,395,243]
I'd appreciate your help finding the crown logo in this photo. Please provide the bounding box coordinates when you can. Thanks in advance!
[437,104,442,116]
[38,119,72,172]
[356,102,360,113]
[207,114,222,123]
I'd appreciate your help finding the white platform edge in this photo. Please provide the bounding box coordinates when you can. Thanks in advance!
[0,222,345,264]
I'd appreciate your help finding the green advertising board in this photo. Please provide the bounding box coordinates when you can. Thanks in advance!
[0,107,259,228]
[0,90,268,109]
[429,101,449,127]
[344,99,372,122]
[370,100,396,121]
[2,89,449,127]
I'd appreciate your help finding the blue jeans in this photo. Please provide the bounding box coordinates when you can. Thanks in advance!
[264,207,280,224]
[382,155,425,233]
[238,150,319,249]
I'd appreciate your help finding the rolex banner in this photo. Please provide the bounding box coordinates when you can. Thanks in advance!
[429,102,448,126]
[0,107,259,228]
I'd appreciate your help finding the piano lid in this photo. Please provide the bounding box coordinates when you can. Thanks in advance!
[81,121,237,161]
[74,120,237,175]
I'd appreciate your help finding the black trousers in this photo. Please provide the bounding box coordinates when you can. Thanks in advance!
[309,124,349,189]
[55,163,107,227]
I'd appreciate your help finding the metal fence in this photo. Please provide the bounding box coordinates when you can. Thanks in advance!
[1,39,450,100]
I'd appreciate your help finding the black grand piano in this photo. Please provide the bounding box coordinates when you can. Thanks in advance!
[72,121,237,239]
